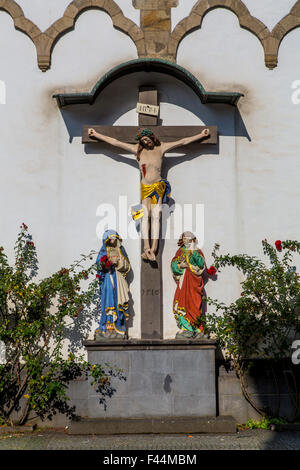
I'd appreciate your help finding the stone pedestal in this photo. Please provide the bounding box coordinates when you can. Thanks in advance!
[83,339,217,419]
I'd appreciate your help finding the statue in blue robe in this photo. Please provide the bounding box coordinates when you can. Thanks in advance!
[94,230,131,340]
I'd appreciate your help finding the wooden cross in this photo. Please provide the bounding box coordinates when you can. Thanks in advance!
[82,86,218,339]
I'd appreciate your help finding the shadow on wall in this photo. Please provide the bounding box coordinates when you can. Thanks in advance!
[64,256,136,351]
[56,69,250,211]
[57,71,250,232]
[55,71,250,344]
[57,70,250,152]
[218,359,300,423]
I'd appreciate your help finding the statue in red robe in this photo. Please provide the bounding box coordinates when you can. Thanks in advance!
[171,232,206,339]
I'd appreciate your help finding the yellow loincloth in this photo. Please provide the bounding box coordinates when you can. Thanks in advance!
[141,180,167,204]
[131,180,171,221]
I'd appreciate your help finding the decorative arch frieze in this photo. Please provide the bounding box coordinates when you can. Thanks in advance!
[0,0,145,71]
[168,0,300,70]
[270,2,300,63]
[0,1,41,45]
[1,0,300,70]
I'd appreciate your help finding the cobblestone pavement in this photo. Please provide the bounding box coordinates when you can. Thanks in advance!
[0,429,300,450]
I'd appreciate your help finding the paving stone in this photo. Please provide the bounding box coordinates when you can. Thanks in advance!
[1,429,300,450]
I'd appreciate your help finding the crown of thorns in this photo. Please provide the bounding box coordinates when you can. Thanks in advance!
[136,129,154,141]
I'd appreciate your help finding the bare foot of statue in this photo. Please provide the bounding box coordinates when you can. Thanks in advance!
[149,249,156,262]
[142,248,152,261]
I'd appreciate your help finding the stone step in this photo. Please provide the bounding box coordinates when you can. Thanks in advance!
[68,416,236,435]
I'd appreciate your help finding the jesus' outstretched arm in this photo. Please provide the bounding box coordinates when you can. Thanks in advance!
[88,128,137,155]
[161,128,210,153]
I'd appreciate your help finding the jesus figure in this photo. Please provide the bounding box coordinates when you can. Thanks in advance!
[88,127,210,261]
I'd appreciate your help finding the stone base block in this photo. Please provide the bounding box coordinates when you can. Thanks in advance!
[68,416,236,435]
[84,339,217,419]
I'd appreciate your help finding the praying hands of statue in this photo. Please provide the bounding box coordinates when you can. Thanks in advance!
[178,261,189,269]
[109,255,120,267]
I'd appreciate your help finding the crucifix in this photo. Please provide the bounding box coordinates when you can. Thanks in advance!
[82,86,218,339]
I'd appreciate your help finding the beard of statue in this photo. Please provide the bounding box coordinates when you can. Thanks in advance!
[137,134,161,161]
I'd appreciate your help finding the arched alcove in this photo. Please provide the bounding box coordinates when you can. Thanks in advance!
[53,58,244,107]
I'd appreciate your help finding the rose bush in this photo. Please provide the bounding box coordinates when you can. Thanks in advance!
[204,239,300,419]
[0,225,123,426]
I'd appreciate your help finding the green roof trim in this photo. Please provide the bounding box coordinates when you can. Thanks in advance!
[53,58,243,107]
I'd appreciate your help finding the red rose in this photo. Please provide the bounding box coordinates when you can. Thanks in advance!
[59,268,69,276]
[207,266,217,276]
[105,261,112,269]
[96,274,100,279]
[275,240,282,251]
[100,256,107,263]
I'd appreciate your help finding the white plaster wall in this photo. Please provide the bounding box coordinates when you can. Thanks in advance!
[242,0,296,31]
[116,0,140,24]
[0,7,138,348]
[17,0,71,31]
[177,7,300,322]
[171,0,197,29]
[1,3,300,345]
